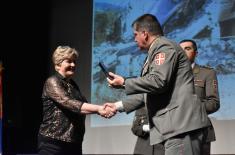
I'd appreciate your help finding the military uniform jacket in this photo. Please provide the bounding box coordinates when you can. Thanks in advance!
[131,106,153,155]
[131,106,149,138]
[122,36,210,145]
[193,64,220,142]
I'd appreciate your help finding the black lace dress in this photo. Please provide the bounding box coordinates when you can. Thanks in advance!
[38,72,87,155]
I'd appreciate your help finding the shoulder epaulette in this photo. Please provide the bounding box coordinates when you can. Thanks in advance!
[199,65,213,70]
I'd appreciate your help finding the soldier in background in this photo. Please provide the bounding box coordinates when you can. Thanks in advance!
[131,106,164,155]
[179,39,220,155]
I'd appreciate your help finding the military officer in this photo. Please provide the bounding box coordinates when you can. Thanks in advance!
[105,14,210,155]
[180,39,220,155]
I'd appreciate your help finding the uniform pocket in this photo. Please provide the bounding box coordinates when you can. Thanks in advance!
[194,80,205,99]
[153,104,179,135]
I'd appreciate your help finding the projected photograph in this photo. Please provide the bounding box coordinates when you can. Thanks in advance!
[91,0,235,127]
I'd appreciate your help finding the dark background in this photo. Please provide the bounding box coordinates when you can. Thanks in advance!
[2,0,92,154]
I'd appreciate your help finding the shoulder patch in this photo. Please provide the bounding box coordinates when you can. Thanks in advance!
[155,52,165,65]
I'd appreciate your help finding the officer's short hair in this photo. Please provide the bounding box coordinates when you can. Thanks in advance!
[131,14,164,36]
[179,39,198,51]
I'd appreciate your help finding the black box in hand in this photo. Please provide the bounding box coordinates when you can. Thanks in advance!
[98,62,114,80]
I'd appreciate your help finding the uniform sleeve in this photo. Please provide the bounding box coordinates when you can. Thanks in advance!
[203,70,220,114]
[122,94,145,113]
[43,77,83,113]
[125,46,178,95]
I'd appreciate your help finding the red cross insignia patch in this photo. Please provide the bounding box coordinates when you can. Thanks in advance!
[155,53,165,65]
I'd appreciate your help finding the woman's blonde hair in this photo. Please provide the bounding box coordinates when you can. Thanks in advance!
[52,46,79,65]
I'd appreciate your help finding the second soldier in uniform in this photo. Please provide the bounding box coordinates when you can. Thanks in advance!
[131,106,164,155]
[180,39,220,155]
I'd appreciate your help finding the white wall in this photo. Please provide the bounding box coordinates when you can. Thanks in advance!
[211,118,235,154]
[83,116,235,154]
[83,116,137,154]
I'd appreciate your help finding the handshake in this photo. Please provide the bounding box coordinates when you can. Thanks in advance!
[96,103,118,118]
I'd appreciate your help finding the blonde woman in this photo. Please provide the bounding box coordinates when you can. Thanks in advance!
[38,46,114,155]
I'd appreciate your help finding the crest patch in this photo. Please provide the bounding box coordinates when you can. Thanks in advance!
[155,53,165,65]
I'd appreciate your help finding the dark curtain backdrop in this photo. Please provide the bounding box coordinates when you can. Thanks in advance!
[2,0,92,154]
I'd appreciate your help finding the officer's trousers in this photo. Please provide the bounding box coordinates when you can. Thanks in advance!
[162,128,206,155]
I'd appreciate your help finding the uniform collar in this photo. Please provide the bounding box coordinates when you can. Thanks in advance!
[193,63,200,74]
[148,36,161,54]
[147,36,162,62]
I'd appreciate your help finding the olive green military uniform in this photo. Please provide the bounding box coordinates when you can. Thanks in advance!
[193,64,220,155]
[122,36,210,155]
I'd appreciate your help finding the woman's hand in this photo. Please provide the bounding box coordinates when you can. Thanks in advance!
[97,104,117,118]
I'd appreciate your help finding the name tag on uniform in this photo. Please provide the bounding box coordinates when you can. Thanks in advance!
[194,79,204,87]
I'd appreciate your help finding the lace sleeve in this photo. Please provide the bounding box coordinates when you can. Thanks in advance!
[43,76,83,113]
